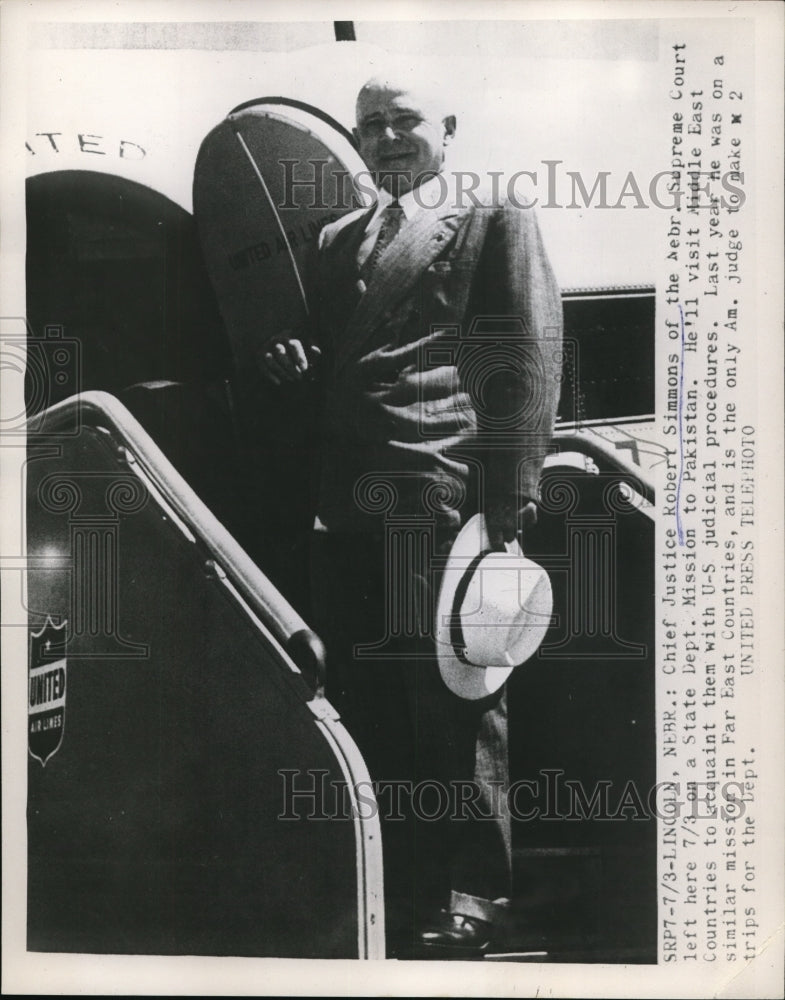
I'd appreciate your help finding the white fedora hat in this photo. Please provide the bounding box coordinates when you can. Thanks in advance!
[436,514,553,700]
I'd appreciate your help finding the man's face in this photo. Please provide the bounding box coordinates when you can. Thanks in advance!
[354,84,455,196]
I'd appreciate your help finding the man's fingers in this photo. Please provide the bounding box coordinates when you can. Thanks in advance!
[519,501,538,530]
[487,525,505,551]
[272,341,298,380]
[285,338,309,373]
[485,510,509,552]
[260,335,321,385]
[305,344,322,379]
[260,351,282,385]
[261,346,291,384]
[267,348,289,379]
[486,500,537,550]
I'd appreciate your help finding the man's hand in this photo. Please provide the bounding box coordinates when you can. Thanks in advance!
[259,332,321,385]
[486,499,538,551]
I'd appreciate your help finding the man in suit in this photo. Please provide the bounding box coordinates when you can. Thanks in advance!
[262,75,563,957]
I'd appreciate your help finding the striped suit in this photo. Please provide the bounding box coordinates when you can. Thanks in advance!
[307,184,563,948]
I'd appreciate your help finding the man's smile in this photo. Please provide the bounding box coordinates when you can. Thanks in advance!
[378,150,415,162]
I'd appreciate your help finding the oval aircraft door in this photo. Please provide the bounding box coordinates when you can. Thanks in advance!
[193,99,375,610]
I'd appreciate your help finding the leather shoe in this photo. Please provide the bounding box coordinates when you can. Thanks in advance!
[416,908,498,957]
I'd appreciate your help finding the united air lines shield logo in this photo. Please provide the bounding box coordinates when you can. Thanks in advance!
[29,618,67,766]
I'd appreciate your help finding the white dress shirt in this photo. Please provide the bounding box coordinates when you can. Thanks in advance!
[356,174,447,270]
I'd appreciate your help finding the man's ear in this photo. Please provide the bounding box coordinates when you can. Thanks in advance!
[352,126,361,150]
[442,115,457,145]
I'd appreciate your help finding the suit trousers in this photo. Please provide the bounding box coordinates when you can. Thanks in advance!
[310,528,512,941]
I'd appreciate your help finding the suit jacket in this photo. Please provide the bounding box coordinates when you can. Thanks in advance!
[309,189,563,533]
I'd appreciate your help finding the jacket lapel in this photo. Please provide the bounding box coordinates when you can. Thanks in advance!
[323,207,374,280]
[334,206,464,375]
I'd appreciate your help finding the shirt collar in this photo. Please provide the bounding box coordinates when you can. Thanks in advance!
[371,173,447,223]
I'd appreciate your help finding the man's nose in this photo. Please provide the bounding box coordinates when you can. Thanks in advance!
[381,124,397,140]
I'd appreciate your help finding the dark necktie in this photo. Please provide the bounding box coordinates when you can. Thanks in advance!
[361,202,404,282]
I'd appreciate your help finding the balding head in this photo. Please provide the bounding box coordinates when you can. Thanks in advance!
[354,75,456,196]
[355,74,449,125]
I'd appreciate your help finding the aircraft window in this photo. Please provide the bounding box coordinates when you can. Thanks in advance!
[558,291,655,425]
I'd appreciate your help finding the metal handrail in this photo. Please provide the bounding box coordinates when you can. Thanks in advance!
[552,426,655,504]
[28,390,310,651]
[28,393,655,645]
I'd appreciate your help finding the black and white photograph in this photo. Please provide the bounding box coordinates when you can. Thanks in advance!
[2,2,782,996]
